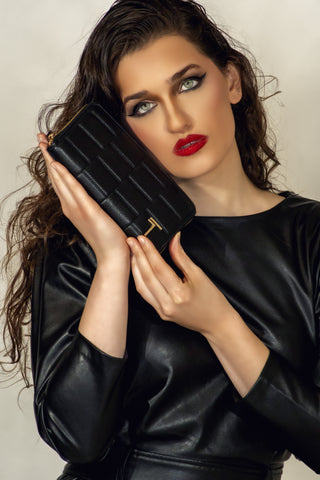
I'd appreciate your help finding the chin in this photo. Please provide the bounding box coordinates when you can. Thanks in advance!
[174,162,219,181]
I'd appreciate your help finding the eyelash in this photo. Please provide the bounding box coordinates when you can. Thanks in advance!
[128,73,206,118]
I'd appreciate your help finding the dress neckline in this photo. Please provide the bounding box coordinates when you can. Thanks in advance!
[194,191,294,221]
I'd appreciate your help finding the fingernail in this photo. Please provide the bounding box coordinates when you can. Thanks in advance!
[138,235,146,245]
[127,238,135,249]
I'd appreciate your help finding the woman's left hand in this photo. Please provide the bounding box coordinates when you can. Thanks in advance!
[127,232,270,397]
[127,232,235,339]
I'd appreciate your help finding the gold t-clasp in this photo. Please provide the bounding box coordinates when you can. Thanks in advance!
[144,217,163,236]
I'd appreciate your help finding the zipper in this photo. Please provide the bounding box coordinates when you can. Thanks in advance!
[48,104,87,146]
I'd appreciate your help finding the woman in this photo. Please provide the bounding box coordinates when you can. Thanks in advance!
[2,0,320,479]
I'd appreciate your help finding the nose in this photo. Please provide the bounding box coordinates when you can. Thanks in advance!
[164,98,193,134]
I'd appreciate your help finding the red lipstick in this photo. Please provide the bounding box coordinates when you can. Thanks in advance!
[173,134,208,156]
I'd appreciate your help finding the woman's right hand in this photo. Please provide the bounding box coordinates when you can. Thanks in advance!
[38,133,130,266]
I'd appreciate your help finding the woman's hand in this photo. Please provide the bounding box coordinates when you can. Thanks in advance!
[126,232,235,338]
[127,232,270,397]
[38,133,129,265]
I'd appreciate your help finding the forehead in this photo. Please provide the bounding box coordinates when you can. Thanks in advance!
[115,35,211,96]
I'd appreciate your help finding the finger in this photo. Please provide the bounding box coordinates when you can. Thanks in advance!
[37,135,68,183]
[38,138,60,171]
[38,140,61,193]
[38,137,60,182]
[127,237,171,305]
[38,143,98,229]
[37,132,49,147]
[46,162,78,207]
[130,253,161,310]
[38,139,89,205]
[169,232,196,279]
[136,235,183,291]
[38,141,71,197]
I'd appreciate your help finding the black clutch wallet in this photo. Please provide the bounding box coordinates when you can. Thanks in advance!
[47,103,196,252]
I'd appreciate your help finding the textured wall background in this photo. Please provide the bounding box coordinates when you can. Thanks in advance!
[0,1,319,478]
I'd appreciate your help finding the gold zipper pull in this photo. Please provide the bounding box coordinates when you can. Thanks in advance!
[47,132,55,146]
[47,104,88,147]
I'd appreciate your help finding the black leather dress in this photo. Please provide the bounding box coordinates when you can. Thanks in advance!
[31,192,320,479]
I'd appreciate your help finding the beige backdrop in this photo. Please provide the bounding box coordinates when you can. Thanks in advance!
[0,1,319,478]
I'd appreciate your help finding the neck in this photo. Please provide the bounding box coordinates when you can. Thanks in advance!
[175,151,280,217]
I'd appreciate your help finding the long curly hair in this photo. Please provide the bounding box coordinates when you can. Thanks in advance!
[1,0,280,385]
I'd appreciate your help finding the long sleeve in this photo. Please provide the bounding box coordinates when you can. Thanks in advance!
[31,239,127,463]
[31,194,320,474]
[237,214,320,473]
[237,349,320,473]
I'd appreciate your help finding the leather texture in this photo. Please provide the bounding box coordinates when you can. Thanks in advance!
[31,192,320,479]
[47,103,195,252]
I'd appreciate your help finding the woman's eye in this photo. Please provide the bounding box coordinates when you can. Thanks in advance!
[179,74,206,93]
[129,101,155,117]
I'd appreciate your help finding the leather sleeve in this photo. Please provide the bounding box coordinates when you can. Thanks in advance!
[31,240,127,464]
[238,221,320,474]
[238,351,320,473]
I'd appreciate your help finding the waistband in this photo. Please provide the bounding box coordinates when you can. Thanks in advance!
[122,449,283,480]
[60,446,283,480]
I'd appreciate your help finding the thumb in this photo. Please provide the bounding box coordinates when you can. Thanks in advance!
[169,232,195,277]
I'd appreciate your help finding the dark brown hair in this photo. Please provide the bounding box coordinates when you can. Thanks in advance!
[1,0,280,385]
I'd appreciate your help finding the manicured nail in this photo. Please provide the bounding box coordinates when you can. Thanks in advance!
[174,231,181,243]
[138,235,146,245]
[127,238,135,249]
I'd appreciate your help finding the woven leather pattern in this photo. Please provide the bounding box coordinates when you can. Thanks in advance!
[48,103,195,251]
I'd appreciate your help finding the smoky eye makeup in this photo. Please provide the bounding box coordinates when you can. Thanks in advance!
[127,101,157,118]
[126,71,207,118]
[178,72,206,93]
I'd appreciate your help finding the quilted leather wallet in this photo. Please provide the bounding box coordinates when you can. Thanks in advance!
[47,102,196,252]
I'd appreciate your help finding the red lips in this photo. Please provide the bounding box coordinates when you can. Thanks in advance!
[173,134,208,156]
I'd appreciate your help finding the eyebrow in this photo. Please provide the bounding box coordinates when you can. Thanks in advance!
[123,63,201,105]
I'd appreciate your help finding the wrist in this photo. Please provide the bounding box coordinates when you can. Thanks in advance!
[203,307,243,347]
[95,255,131,281]
[96,248,131,271]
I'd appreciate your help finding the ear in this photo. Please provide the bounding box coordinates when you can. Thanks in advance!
[225,63,242,105]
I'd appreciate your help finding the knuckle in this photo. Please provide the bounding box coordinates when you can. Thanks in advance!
[60,204,70,217]
[135,282,144,295]
[142,270,153,285]
[172,285,190,305]
[160,301,174,318]
[62,202,85,223]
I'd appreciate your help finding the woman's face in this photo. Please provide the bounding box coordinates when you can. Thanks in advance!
[115,35,242,182]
